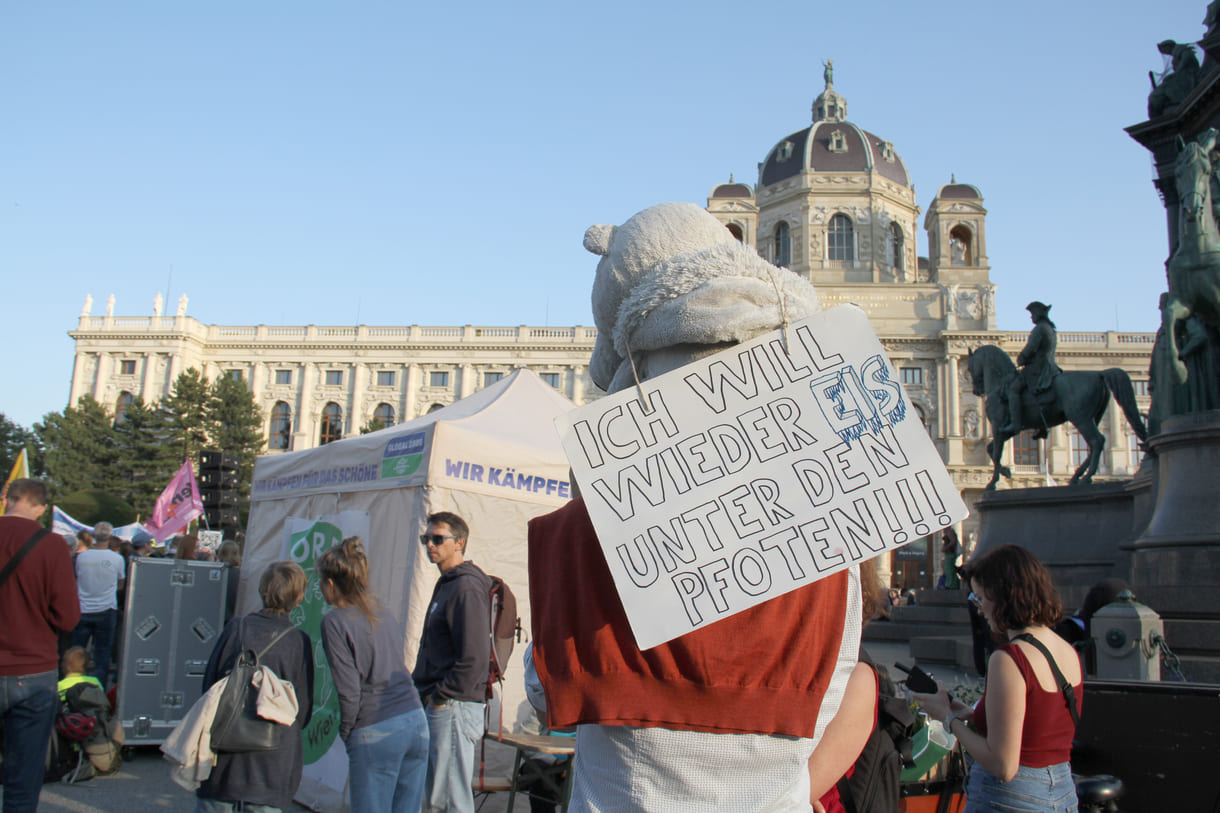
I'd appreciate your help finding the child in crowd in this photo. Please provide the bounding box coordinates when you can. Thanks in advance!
[58,646,105,703]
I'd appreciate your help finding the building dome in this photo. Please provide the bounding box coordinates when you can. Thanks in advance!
[760,67,911,191]
[936,180,982,199]
[710,179,754,199]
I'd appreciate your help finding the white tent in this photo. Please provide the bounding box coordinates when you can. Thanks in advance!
[243,369,576,811]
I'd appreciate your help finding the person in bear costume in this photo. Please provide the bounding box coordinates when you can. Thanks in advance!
[528,202,862,812]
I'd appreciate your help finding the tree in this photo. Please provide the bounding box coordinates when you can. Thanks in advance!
[160,369,213,467]
[111,397,178,516]
[208,375,265,501]
[35,396,122,502]
[360,417,388,435]
[0,412,39,478]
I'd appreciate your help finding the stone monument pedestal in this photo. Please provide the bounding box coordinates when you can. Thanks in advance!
[975,481,1136,610]
[1122,410,1220,683]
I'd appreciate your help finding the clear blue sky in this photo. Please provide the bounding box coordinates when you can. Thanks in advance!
[0,1,1206,429]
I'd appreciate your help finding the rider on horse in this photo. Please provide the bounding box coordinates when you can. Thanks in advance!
[1002,301,1063,438]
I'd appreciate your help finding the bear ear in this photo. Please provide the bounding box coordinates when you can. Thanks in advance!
[583,224,616,256]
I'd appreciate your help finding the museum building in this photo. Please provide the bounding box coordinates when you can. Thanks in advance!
[68,73,1155,567]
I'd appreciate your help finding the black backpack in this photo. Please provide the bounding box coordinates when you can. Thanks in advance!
[836,650,917,813]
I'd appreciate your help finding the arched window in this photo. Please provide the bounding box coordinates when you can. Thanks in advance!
[319,402,343,445]
[115,391,134,424]
[373,403,395,428]
[269,401,292,451]
[949,226,972,266]
[427,403,446,414]
[828,214,854,263]
[888,222,904,275]
[726,223,744,242]
[773,221,791,267]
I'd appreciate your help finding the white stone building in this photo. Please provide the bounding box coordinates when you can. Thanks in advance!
[67,73,1155,585]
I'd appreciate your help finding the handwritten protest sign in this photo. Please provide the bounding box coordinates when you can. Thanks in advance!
[557,305,968,649]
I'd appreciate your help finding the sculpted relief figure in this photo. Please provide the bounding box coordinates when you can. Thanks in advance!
[177,294,188,317]
[81,294,92,317]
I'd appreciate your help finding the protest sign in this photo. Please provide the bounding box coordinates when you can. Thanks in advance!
[198,529,224,552]
[557,305,968,649]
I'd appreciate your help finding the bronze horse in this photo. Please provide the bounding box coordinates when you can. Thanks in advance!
[966,345,1147,490]
[1163,130,1220,385]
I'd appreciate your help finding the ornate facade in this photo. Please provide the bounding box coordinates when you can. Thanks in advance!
[67,73,1155,582]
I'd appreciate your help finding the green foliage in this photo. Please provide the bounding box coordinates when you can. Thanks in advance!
[31,368,268,524]
[36,396,122,503]
[360,417,388,435]
[0,412,40,478]
[56,489,138,527]
[208,375,265,499]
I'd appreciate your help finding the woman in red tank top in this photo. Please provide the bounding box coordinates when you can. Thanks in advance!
[914,545,1082,812]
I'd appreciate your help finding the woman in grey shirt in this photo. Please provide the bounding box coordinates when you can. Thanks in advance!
[318,537,427,813]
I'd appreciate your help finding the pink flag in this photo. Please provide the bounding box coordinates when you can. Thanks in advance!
[144,459,204,543]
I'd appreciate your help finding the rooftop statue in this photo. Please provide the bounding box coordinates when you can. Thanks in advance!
[1148,40,1201,118]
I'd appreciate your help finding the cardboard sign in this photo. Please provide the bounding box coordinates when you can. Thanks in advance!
[197,530,224,552]
[557,305,968,649]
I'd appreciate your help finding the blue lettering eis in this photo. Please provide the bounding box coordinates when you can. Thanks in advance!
[810,355,906,444]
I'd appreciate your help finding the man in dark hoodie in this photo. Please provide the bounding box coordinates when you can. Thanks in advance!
[413,511,491,813]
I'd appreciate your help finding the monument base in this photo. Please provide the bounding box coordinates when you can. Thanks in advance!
[1123,410,1220,683]
[976,481,1135,610]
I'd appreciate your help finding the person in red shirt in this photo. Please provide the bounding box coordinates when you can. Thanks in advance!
[1,478,81,811]
[915,545,1082,812]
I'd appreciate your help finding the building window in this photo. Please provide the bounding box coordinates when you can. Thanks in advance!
[325,370,343,386]
[275,369,293,386]
[1012,431,1040,467]
[726,223,744,242]
[773,221,791,268]
[540,372,561,389]
[888,222,904,275]
[776,140,794,162]
[1133,379,1149,397]
[1069,427,1089,468]
[377,370,396,387]
[430,371,449,388]
[227,370,243,382]
[119,360,136,375]
[115,391,134,424]
[319,403,343,445]
[269,401,292,451]
[828,129,847,153]
[828,214,854,262]
[484,372,504,387]
[949,226,972,266]
[900,367,923,386]
[1128,422,1146,470]
[373,403,395,427]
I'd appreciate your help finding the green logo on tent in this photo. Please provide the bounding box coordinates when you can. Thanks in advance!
[286,520,343,764]
[381,431,426,479]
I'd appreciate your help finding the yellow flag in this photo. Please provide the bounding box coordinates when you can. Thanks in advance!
[0,449,30,514]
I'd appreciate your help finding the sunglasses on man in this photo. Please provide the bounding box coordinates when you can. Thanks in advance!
[419,534,458,547]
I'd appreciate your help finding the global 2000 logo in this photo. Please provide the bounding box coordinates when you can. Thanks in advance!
[287,520,343,764]
[381,431,425,479]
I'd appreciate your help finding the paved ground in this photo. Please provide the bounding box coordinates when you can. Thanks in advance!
[12,640,974,812]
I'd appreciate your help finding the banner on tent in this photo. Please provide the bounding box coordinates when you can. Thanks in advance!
[283,511,370,807]
[557,305,968,650]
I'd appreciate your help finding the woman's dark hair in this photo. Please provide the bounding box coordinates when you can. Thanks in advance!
[962,544,1062,633]
[258,561,307,613]
[175,534,198,561]
[316,536,380,627]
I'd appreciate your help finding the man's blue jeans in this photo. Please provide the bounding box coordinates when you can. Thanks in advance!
[1,670,58,813]
[424,699,484,813]
[71,609,117,685]
[345,708,429,813]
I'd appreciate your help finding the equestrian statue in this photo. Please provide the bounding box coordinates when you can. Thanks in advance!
[968,303,1148,490]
